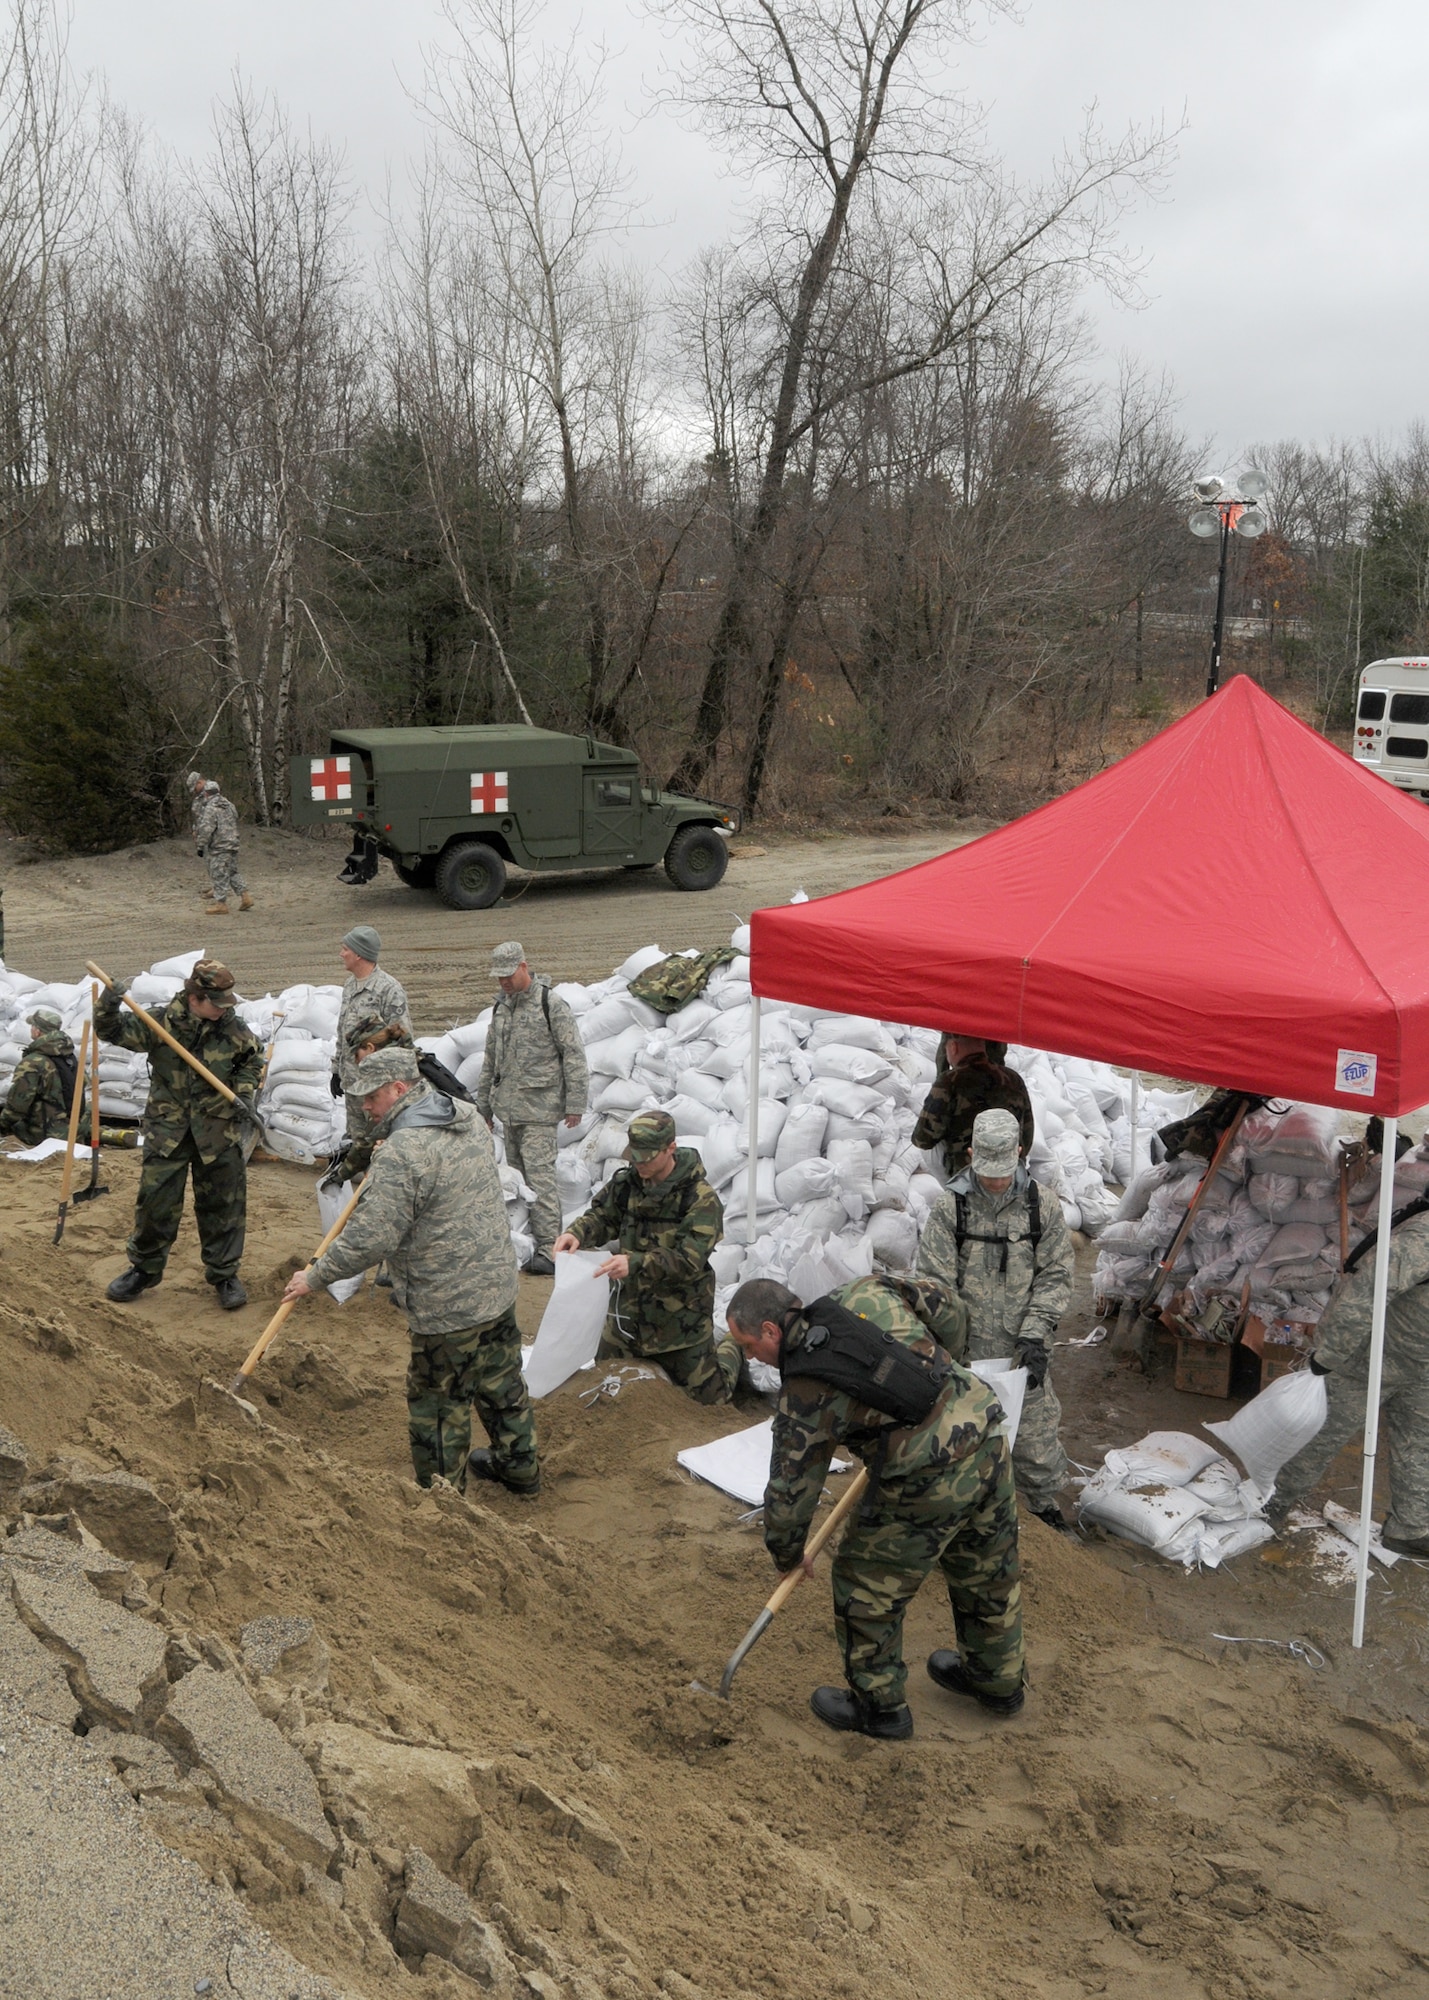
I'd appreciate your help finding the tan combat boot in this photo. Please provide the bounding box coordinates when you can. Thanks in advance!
[238,892,254,911]
[205,900,230,916]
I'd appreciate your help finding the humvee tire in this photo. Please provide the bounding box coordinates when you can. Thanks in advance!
[664,823,728,891]
[435,840,508,910]
[395,857,437,888]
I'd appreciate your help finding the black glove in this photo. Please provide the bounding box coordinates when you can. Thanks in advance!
[1309,1355,1329,1376]
[330,1072,344,1099]
[1014,1338,1049,1391]
[319,1149,350,1193]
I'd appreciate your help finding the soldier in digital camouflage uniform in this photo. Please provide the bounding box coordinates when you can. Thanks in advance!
[1271,1207,1429,1554]
[186,771,213,899]
[97,958,262,1310]
[0,1006,82,1145]
[194,779,252,915]
[332,926,411,1146]
[912,1032,1035,1178]
[555,1108,740,1404]
[478,941,589,1277]
[285,1046,536,1495]
[727,1272,1025,1739]
[917,1108,1073,1530]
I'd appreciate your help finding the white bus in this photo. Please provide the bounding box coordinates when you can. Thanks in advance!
[1354,656,1429,800]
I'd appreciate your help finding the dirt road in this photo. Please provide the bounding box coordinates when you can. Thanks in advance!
[1,822,978,1018]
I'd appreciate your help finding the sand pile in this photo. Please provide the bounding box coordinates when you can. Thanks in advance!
[3,1152,1429,1999]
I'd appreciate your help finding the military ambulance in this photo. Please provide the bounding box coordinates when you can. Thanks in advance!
[1353,657,1429,802]
[291,724,742,909]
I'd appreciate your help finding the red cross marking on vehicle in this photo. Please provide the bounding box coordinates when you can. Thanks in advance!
[470,770,509,815]
[310,755,352,801]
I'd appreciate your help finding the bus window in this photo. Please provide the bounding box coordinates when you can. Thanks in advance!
[1389,692,1429,725]
[1358,690,1387,721]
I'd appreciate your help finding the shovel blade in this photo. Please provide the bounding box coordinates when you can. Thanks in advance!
[52,1204,68,1244]
[718,1607,773,1699]
[73,1183,110,1203]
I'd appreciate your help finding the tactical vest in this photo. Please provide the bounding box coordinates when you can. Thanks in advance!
[952,1179,1041,1275]
[779,1292,953,1426]
[46,1049,79,1118]
[1344,1193,1429,1275]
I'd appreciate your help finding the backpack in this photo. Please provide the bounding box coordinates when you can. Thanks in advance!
[952,1179,1041,1275]
[628,948,738,1015]
[1343,1193,1429,1275]
[780,1291,953,1427]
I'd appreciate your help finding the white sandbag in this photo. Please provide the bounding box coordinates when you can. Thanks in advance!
[592,1075,652,1115]
[696,1120,745,1189]
[908,1172,947,1213]
[268,1082,335,1118]
[315,1179,365,1304]
[522,1250,610,1398]
[582,1024,649,1079]
[267,1040,332,1077]
[826,1137,875,1210]
[1103,1432,1223,1487]
[737,1099,789,1157]
[775,1158,840,1207]
[725,1158,779,1215]
[807,1016,890,1054]
[677,1070,729,1113]
[1204,1367,1329,1496]
[774,1101,829,1172]
[823,1110,883,1147]
[149,949,205,980]
[1247,1103,1341,1174]
[665,1091,723,1136]
[789,1197,851,1237]
[866,1208,918,1271]
[615,945,666,983]
[968,1358,1028,1449]
[580,993,665,1041]
[805,1077,886,1120]
[1079,1477,1212,1551]
[551,981,592,1013]
[808,1045,894,1087]
[128,974,183,1010]
[710,1242,747,1286]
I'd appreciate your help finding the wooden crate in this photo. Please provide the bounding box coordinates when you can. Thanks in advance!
[1174,1334,1236,1399]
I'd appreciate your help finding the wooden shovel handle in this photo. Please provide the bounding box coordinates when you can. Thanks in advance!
[86,960,252,1119]
[89,983,101,1148]
[765,1465,871,1616]
[57,1022,91,1206]
[232,1179,365,1385]
[1140,1097,1251,1312]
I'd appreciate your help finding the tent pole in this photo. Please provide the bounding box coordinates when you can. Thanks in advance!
[746,995,761,1251]
[1352,1114,1398,1648]
[1129,1074,1140,1187]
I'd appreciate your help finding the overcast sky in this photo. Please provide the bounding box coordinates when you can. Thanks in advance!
[66,0,1429,470]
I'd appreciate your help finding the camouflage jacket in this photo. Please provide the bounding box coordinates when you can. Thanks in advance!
[95,987,261,1162]
[335,966,412,1092]
[194,791,240,853]
[916,1166,1072,1358]
[0,1031,82,1145]
[764,1274,991,1572]
[309,1084,517,1338]
[476,976,588,1126]
[1314,1209,1429,1381]
[911,1044,1035,1175]
[566,1147,721,1351]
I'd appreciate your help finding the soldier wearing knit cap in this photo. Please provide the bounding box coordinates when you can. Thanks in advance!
[333,925,411,1148]
[0,1006,83,1146]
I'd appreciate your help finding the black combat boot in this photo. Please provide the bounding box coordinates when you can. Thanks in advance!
[466,1449,540,1500]
[926,1651,1025,1715]
[212,1276,248,1311]
[809,1687,913,1740]
[1032,1505,1072,1534]
[525,1251,555,1277]
[107,1267,159,1303]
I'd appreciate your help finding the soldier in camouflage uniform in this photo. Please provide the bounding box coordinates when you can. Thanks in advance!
[97,958,262,1309]
[917,1108,1073,1530]
[0,1006,83,1145]
[1271,1207,1429,1554]
[727,1273,1025,1739]
[478,941,589,1277]
[332,926,412,1146]
[912,1032,1035,1178]
[555,1108,739,1404]
[186,772,214,899]
[194,780,252,915]
[285,1046,536,1496]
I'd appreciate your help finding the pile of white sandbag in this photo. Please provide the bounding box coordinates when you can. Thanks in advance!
[1093,1101,1395,1323]
[240,982,347,1164]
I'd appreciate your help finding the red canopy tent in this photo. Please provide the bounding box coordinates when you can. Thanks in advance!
[746,675,1429,1641]
[750,673,1429,1118]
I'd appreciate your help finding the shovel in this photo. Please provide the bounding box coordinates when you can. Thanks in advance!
[54,1022,92,1242]
[87,960,266,1143]
[73,982,109,1205]
[716,1466,870,1699]
[227,1178,365,1395]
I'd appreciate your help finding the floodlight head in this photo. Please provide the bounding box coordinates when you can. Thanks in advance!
[1239,467,1269,501]
[1193,474,1224,502]
[1188,506,1222,539]
[1234,506,1267,539]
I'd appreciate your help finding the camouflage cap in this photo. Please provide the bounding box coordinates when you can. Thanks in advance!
[624,1108,676,1161]
[490,941,526,978]
[184,770,203,789]
[352,1045,420,1094]
[970,1107,1021,1176]
[27,1005,62,1031]
[184,958,237,1008]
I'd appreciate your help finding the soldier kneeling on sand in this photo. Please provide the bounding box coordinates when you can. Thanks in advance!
[0,1006,83,1146]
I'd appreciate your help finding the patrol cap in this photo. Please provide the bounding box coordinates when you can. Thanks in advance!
[490,941,526,978]
[970,1107,1021,1176]
[184,958,237,1008]
[342,924,382,962]
[27,1005,62,1030]
[624,1109,676,1161]
[185,770,203,790]
[352,1045,420,1094]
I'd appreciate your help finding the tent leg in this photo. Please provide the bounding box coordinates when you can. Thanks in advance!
[1353,1114,1398,1649]
[746,995,761,1252]
[1129,1073,1140,1188]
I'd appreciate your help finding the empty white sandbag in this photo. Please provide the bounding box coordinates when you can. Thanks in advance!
[1204,1368,1329,1496]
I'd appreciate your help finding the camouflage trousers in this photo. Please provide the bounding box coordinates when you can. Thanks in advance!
[597,1323,740,1405]
[832,1430,1024,1709]
[406,1307,538,1492]
[129,1131,245,1283]
[968,1327,1068,1511]
[1274,1364,1429,1541]
[207,847,247,901]
[505,1122,560,1253]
